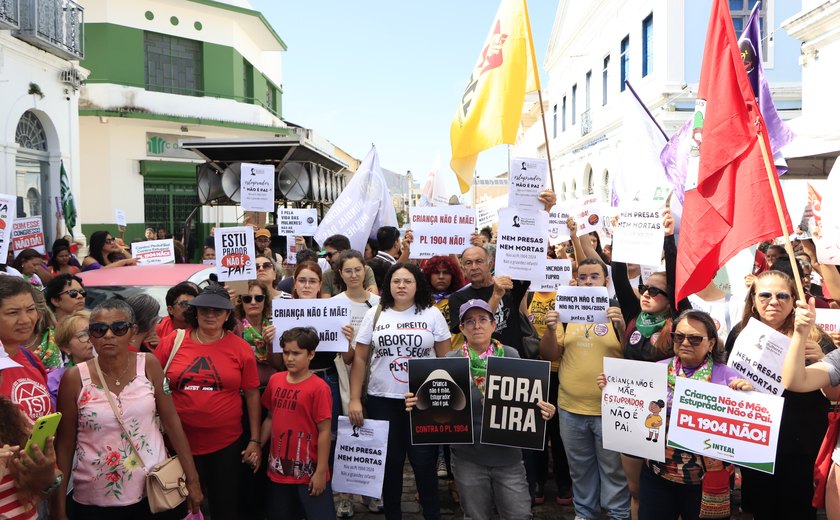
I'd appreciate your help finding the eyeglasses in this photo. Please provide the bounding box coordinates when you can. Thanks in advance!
[59,289,87,299]
[577,273,602,282]
[391,278,416,286]
[756,291,792,303]
[671,332,709,346]
[341,267,363,276]
[104,238,115,244]
[255,262,274,271]
[463,316,492,328]
[241,294,266,304]
[173,300,192,309]
[88,321,133,338]
[73,330,91,343]
[639,284,667,298]
[296,278,320,286]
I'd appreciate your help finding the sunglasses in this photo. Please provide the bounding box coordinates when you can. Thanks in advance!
[241,295,266,304]
[638,284,666,298]
[671,332,709,346]
[173,300,192,309]
[255,262,274,271]
[88,321,133,338]
[756,291,792,303]
[59,289,87,299]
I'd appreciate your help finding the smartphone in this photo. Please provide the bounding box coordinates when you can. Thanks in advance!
[24,412,61,458]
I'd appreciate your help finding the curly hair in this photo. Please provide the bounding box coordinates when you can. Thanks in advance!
[0,396,28,447]
[380,263,433,313]
[235,280,272,323]
[421,255,466,294]
[292,261,322,299]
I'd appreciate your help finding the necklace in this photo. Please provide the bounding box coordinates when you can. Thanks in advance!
[101,357,132,387]
[195,329,224,344]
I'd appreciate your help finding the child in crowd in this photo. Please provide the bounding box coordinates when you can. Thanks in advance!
[261,327,335,519]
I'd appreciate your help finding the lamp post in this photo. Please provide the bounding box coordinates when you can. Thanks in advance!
[405,170,413,223]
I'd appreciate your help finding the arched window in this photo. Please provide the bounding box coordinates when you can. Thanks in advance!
[15,111,48,151]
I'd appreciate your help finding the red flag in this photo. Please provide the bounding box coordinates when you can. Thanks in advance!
[675,0,792,302]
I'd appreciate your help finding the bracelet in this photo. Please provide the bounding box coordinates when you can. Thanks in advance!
[248,438,260,445]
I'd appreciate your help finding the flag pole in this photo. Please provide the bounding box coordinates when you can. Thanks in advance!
[522,0,555,192]
[756,126,807,302]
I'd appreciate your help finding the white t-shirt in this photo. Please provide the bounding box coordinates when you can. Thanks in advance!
[332,292,381,343]
[687,293,742,344]
[356,304,450,399]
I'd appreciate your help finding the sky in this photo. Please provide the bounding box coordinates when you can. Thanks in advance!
[250,1,559,195]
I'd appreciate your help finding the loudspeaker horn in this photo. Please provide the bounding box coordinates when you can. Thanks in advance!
[197,163,226,204]
[221,162,242,203]
[277,162,310,202]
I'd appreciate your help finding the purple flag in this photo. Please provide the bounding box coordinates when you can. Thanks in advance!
[660,119,692,204]
[739,2,794,173]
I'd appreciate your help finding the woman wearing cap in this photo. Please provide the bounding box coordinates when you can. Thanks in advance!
[81,231,136,271]
[53,299,203,518]
[154,284,261,520]
[349,263,451,520]
[404,299,555,520]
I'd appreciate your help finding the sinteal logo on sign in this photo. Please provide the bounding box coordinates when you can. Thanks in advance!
[146,133,201,159]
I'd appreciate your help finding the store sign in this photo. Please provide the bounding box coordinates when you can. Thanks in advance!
[146,133,202,159]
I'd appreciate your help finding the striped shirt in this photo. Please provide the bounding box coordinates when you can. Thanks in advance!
[0,472,37,520]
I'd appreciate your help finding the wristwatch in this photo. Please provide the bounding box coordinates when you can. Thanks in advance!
[42,472,63,495]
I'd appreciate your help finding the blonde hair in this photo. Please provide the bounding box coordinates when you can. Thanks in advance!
[55,310,91,353]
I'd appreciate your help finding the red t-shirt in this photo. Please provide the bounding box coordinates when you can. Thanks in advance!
[156,316,176,342]
[155,331,259,455]
[0,348,52,422]
[261,372,332,485]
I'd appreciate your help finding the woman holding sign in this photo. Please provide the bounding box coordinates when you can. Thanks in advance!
[349,263,451,520]
[725,270,835,520]
[598,310,752,520]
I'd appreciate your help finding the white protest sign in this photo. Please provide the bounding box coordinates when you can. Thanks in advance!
[12,217,45,255]
[547,205,572,245]
[333,416,389,498]
[277,208,318,236]
[555,286,609,324]
[611,208,665,266]
[602,358,668,462]
[640,264,665,284]
[495,208,548,283]
[815,309,840,336]
[214,226,256,281]
[508,156,547,211]
[115,209,127,229]
[0,194,16,261]
[815,214,840,265]
[271,297,351,353]
[475,195,508,229]
[286,238,297,265]
[240,162,275,212]
[573,196,604,235]
[531,259,573,292]
[410,206,474,259]
[727,318,789,396]
[668,378,784,474]
[131,239,176,265]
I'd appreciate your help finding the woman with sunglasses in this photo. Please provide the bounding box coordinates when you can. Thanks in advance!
[48,310,93,403]
[235,280,279,387]
[81,231,137,271]
[349,263,451,520]
[598,310,752,520]
[254,256,283,299]
[53,299,203,519]
[153,284,261,520]
[725,270,835,520]
[45,274,87,324]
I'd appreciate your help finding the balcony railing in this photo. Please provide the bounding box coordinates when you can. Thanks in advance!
[581,109,592,137]
[17,0,84,60]
[0,0,19,29]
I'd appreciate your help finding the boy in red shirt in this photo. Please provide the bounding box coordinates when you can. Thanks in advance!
[261,327,334,518]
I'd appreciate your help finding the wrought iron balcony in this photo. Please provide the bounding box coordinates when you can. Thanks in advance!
[581,109,592,137]
[17,0,84,60]
[0,0,19,29]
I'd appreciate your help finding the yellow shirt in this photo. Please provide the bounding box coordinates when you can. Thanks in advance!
[557,321,623,416]
[528,292,559,371]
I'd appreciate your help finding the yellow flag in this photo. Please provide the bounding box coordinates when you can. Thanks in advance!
[450,0,538,194]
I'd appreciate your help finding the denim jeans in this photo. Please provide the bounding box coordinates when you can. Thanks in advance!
[558,409,631,520]
[314,366,341,470]
[450,454,531,520]
[366,395,440,520]
[265,480,336,519]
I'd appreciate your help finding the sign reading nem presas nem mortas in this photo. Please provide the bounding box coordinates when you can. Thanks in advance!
[480,357,550,450]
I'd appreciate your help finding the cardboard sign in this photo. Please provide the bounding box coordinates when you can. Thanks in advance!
[547,205,573,245]
[495,208,548,284]
[611,207,665,266]
[0,194,16,261]
[214,226,256,282]
[573,196,604,235]
[475,195,508,229]
[601,358,669,462]
[277,208,318,236]
[555,286,610,324]
[668,378,784,474]
[480,357,550,450]
[333,416,389,498]
[131,239,176,265]
[408,357,473,445]
[12,217,45,255]
[727,318,789,396]
[815,309,840,335]
[271,298,351,353]
[410,206,474,259]
[115,209,127,230]
[508,156,547,211]
[286,237,297,265]
[240,162,275,212]
[531,259,573,292]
